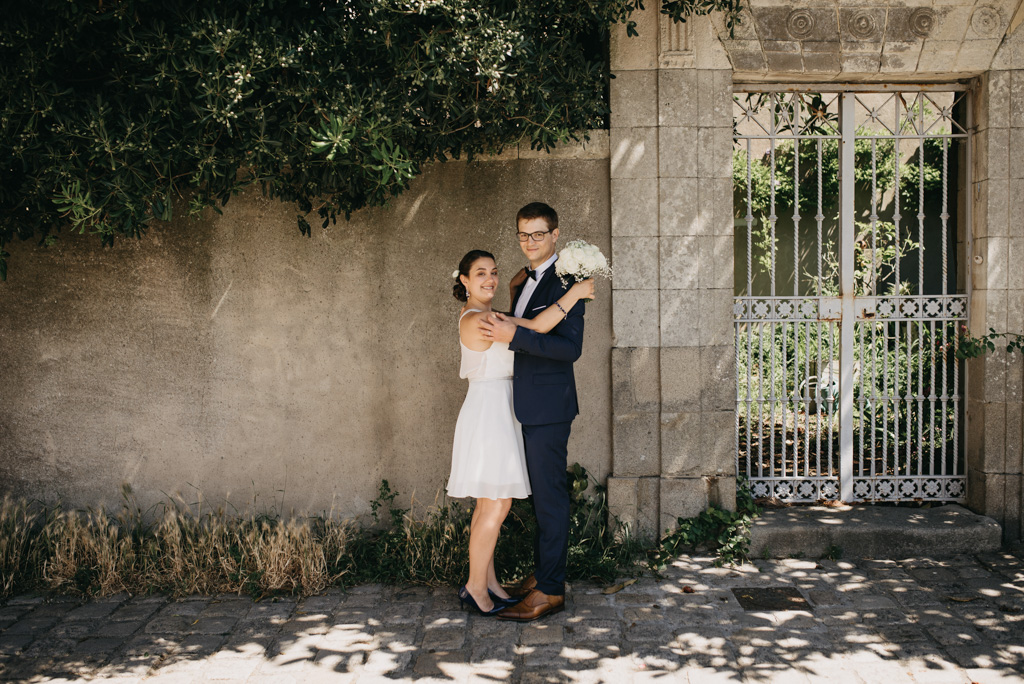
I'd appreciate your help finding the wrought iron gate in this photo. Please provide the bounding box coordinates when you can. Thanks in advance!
[733,87,970,503]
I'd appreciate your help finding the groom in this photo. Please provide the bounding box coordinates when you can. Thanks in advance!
[480,201,585,622]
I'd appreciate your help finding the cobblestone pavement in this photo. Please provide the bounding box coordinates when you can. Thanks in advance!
[1,553,1023,683]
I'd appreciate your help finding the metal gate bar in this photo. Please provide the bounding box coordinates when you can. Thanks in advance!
[734,89,969,503]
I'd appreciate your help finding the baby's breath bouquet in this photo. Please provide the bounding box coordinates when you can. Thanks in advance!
[555,240,613,301]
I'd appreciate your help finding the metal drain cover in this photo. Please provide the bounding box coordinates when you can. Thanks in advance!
[732,587,809,611]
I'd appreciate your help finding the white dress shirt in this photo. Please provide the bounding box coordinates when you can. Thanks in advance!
[514,253,558,318]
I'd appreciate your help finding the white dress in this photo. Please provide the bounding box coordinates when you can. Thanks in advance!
[447,309,532,500]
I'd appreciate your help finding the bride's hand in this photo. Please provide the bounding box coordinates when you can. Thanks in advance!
[509,268,529,289]
[570,278,596,301]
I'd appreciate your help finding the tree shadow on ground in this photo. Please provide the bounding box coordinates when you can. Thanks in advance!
[1,553,1023,683]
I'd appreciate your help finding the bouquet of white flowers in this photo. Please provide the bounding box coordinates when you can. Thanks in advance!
[555,240,613,301]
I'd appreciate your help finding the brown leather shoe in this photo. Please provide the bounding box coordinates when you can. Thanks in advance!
[503,573,537,599]
[496,588,565,622]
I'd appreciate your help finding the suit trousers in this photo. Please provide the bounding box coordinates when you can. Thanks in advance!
[521,420,573,596]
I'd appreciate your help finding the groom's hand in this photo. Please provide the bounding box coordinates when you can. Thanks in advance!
[480,312,516,344]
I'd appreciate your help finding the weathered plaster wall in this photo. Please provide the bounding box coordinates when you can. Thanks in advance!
[966,29,1024,544]
[0,153,613,518]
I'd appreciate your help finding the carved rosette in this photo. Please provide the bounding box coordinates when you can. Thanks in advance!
[971,6,1002,37]
[848,12,877,40]
[909,8,935,39]
[786,9,816,39]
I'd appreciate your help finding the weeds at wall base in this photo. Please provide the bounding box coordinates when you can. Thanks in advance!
[0,468,758,602]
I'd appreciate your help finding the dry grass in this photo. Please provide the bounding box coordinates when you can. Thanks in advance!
[0,467,644,601]
[0,494,354,600]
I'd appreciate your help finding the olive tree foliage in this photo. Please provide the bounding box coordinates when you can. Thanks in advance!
[0,0,740,279]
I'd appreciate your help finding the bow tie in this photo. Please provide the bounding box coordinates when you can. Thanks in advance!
[525,268,538,281]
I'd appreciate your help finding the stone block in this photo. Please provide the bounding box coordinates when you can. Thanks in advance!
[612,346,660,413]
[613,289,660,347]
[613,412,661,477]
[988,128,1010,181]
[1011,129,1024,179]
[610,70,658,129]
[917,41,962,73]
[929,6,972,43]
[611,127,658,179]
[1005,474,1022,542]
[612,237,659,290]
[607,476,639,534]
[692,16,734,70]
[1009,240,1024,290]
[955,39,1002,72]
[610,5,658,71]
[709,178,734,236]
[660,178,700,235]
[660,289,700,347]
[612,178,659,237]
[803,53,842,74]
[840,54,882,74]
[708,475,737,512]
[972,236,1009,290]
[1012,71,1024,129]
[696,70,732,128]
[703,410,736,475]
[986,399,1008,472]
[658,127,698,179]
[1009,287,1024,336]
[698,235,734,289]
[660,346,701,412]
[637,476,661,539]
[661,412,703,477]
[765,51,804,72]
[1006,401,1023,475]
[730,50,768,73]
[697,127,733,180]
[967,469,1004,520]
[660,236,699,289]
[984,71,1010,130]
[1011,181,1024,235]
[659,478,710,533]
[699,345,736,412]
[699,289,735,347]
[839,8,886,44]
[658,69,698,127]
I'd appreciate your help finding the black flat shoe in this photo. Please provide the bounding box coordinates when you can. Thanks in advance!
[489,589,521,608]
[458,585,503,616]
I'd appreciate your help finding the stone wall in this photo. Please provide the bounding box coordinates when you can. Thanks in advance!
[966,30,1024,544]
[0,150,613,518]
[607,11,738,539]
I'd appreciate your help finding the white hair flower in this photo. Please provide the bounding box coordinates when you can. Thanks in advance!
[452,270,460,279]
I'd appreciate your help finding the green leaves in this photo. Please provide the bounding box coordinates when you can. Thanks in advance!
[0,0,745,279]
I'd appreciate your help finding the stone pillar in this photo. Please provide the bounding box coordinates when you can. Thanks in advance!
[608,5,663,541]
[968,37,1024,544]
[607,7,738,541]
[656,17,737,534]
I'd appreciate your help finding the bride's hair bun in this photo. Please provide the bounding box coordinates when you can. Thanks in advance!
[452,249,495,302]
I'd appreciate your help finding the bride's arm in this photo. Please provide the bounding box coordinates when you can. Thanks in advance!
[508,279,595,334]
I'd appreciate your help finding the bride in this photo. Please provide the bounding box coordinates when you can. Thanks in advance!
[448,249,594,615]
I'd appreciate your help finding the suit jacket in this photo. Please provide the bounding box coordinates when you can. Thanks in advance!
[509,265,586,426]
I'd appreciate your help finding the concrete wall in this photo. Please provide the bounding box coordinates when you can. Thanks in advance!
[0,153,613,518]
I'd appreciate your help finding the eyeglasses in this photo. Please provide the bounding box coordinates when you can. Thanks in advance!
[517,230,551,242]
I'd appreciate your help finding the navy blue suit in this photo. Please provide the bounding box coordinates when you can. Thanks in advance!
[509,264,585,596]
